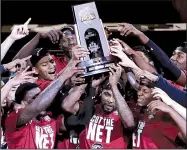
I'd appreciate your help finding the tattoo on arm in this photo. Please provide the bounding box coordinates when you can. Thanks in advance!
[111,86,135,128]
[17,78,64,127]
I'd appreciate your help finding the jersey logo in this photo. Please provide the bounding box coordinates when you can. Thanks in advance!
[132,120,145,148]
[87,115,114,143]
[35,125,54,149]
[92,143,103,149]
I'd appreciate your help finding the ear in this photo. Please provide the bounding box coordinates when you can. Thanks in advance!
[32,67,39,74]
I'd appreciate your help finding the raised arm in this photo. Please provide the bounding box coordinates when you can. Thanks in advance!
[109,65,135,128]
[110,44,187,108]
[1,18,31,61]
[148,100,187,143]
[13,29,63,60]
[1,67,36,106]
[17,60,84,127]
[118,23,186,86]
[117,39,157,74]
[152,87,186,119]
[61,84,87,115]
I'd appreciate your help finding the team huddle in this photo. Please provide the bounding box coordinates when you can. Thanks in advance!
[1,18,186,149]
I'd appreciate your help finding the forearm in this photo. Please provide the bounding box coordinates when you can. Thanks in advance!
[137,32,150,45]
[80,87,96,125]
[1,81,14,104]
[34,78,65,111]
[1,36,16,61]
[61,85,86,113]
[168,108,187,141]
[17,78,65,127]
[131,51,157,73]
[145,40,183,83]
[126,71,140,91]
[112,86,135,128]
[170,101,186,120]
[65,87,96,131]
[155,76,187,107]
[13,33,41,60]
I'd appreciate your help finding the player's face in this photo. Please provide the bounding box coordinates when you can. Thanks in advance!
[22,87,41,105]
[35,55,56,80]
[137,86,153,106]
[101,89,116,113]
[59,29,77,51]
[170,50,186,70]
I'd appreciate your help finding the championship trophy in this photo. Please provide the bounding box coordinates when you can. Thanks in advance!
[72,2,116,77]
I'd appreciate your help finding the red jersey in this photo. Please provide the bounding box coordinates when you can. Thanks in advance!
[52,55,67,74]
[79,104,128,149]
[131,106,182,149]
[37,55,67,91]
[5,109,63,149]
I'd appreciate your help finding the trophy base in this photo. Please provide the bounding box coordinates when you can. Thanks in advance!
[79,56,115,77]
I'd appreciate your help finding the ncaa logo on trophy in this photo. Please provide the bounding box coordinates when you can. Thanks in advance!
[72,2,116,77]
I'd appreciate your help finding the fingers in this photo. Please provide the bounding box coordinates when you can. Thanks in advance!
[51,30,60,43]
[22,70,36,76]
[20,66,30,74]
[71,60,82,67]
[24,18,31,25]
[109,67,115,75]
[22,55,32,61]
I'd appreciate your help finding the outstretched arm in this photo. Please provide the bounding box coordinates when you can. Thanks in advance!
[109,65,135,128]
[152,87,186,119]
[148,100,186,143]
[1,18,31,61]
[61,84,87,115]
[17,60,84,127]
[118,23,185,86]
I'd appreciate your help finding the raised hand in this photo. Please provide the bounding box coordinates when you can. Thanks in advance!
[40,29,63,44]
[147,100,172,114]
[91,74,107,88]
[10,66,38,86]
[71,45,90,60]
[109,64,122,87]
[9,18,31,40]
[117,39,134,55]
[4,55,32,73]
[118,23,142,37]
[70,74,85,85]
[59,60,85,82]
[152,87,175,106]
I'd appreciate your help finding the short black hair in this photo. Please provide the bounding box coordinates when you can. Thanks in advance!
[15,83,39,104]
[102,79,126,96]
[30,48,49,67]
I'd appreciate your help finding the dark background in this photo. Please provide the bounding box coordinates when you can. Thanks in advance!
[1,0,186,64]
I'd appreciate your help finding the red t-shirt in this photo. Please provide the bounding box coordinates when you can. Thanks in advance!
[5,109,63,149]
[79,104,128,149]
[130,102,182,149]
[37,55,67,91]
[52,55,67,74]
